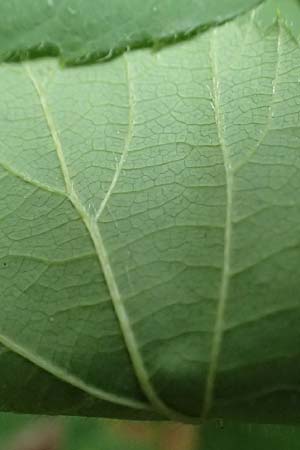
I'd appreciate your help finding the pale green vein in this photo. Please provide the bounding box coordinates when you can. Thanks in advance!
[202,28,234,420]
[234,21,282,172]
[24,61,191,422]
[0,160,66,197]
[91,55,192,422]
[1,252,96,265]
[24,63,74,197]
[85,221,193,422]
[0,333,149,411]
[95,53,133,221]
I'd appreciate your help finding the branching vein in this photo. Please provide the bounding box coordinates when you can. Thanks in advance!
[24,61,190,422]
[24,63,74,196]
[95,53,133,221]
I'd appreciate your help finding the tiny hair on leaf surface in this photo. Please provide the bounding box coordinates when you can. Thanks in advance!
[1,0,300,425]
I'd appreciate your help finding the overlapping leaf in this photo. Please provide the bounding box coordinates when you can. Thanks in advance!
[0,0,261,63]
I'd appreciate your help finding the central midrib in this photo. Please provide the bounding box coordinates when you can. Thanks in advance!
[25,61,192,422]
[202,29,234,420]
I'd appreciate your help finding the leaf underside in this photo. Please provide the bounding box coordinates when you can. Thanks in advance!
[1,2,300,424]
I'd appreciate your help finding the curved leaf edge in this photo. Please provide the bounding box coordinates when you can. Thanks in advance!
[1,1,264,66]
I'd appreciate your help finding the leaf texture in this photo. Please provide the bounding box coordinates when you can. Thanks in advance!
[1,7,300,423]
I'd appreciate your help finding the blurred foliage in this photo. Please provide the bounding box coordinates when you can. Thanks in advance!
[202,421,300,449]
[0,413,197,450]
[2,413,300,450]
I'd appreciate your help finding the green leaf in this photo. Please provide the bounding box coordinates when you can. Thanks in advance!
[202,421,300,450]
[1,4,300,423]
[0,0,262,64]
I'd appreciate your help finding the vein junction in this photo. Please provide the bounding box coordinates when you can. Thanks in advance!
[24,61,190,422]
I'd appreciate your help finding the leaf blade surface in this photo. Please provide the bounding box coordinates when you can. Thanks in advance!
[1,7,300,423]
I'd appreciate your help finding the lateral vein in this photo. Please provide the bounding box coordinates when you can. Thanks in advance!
[24,63,74,196]
[234,22,282,172]
[95,53,133,221]
[0,333,149,410]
